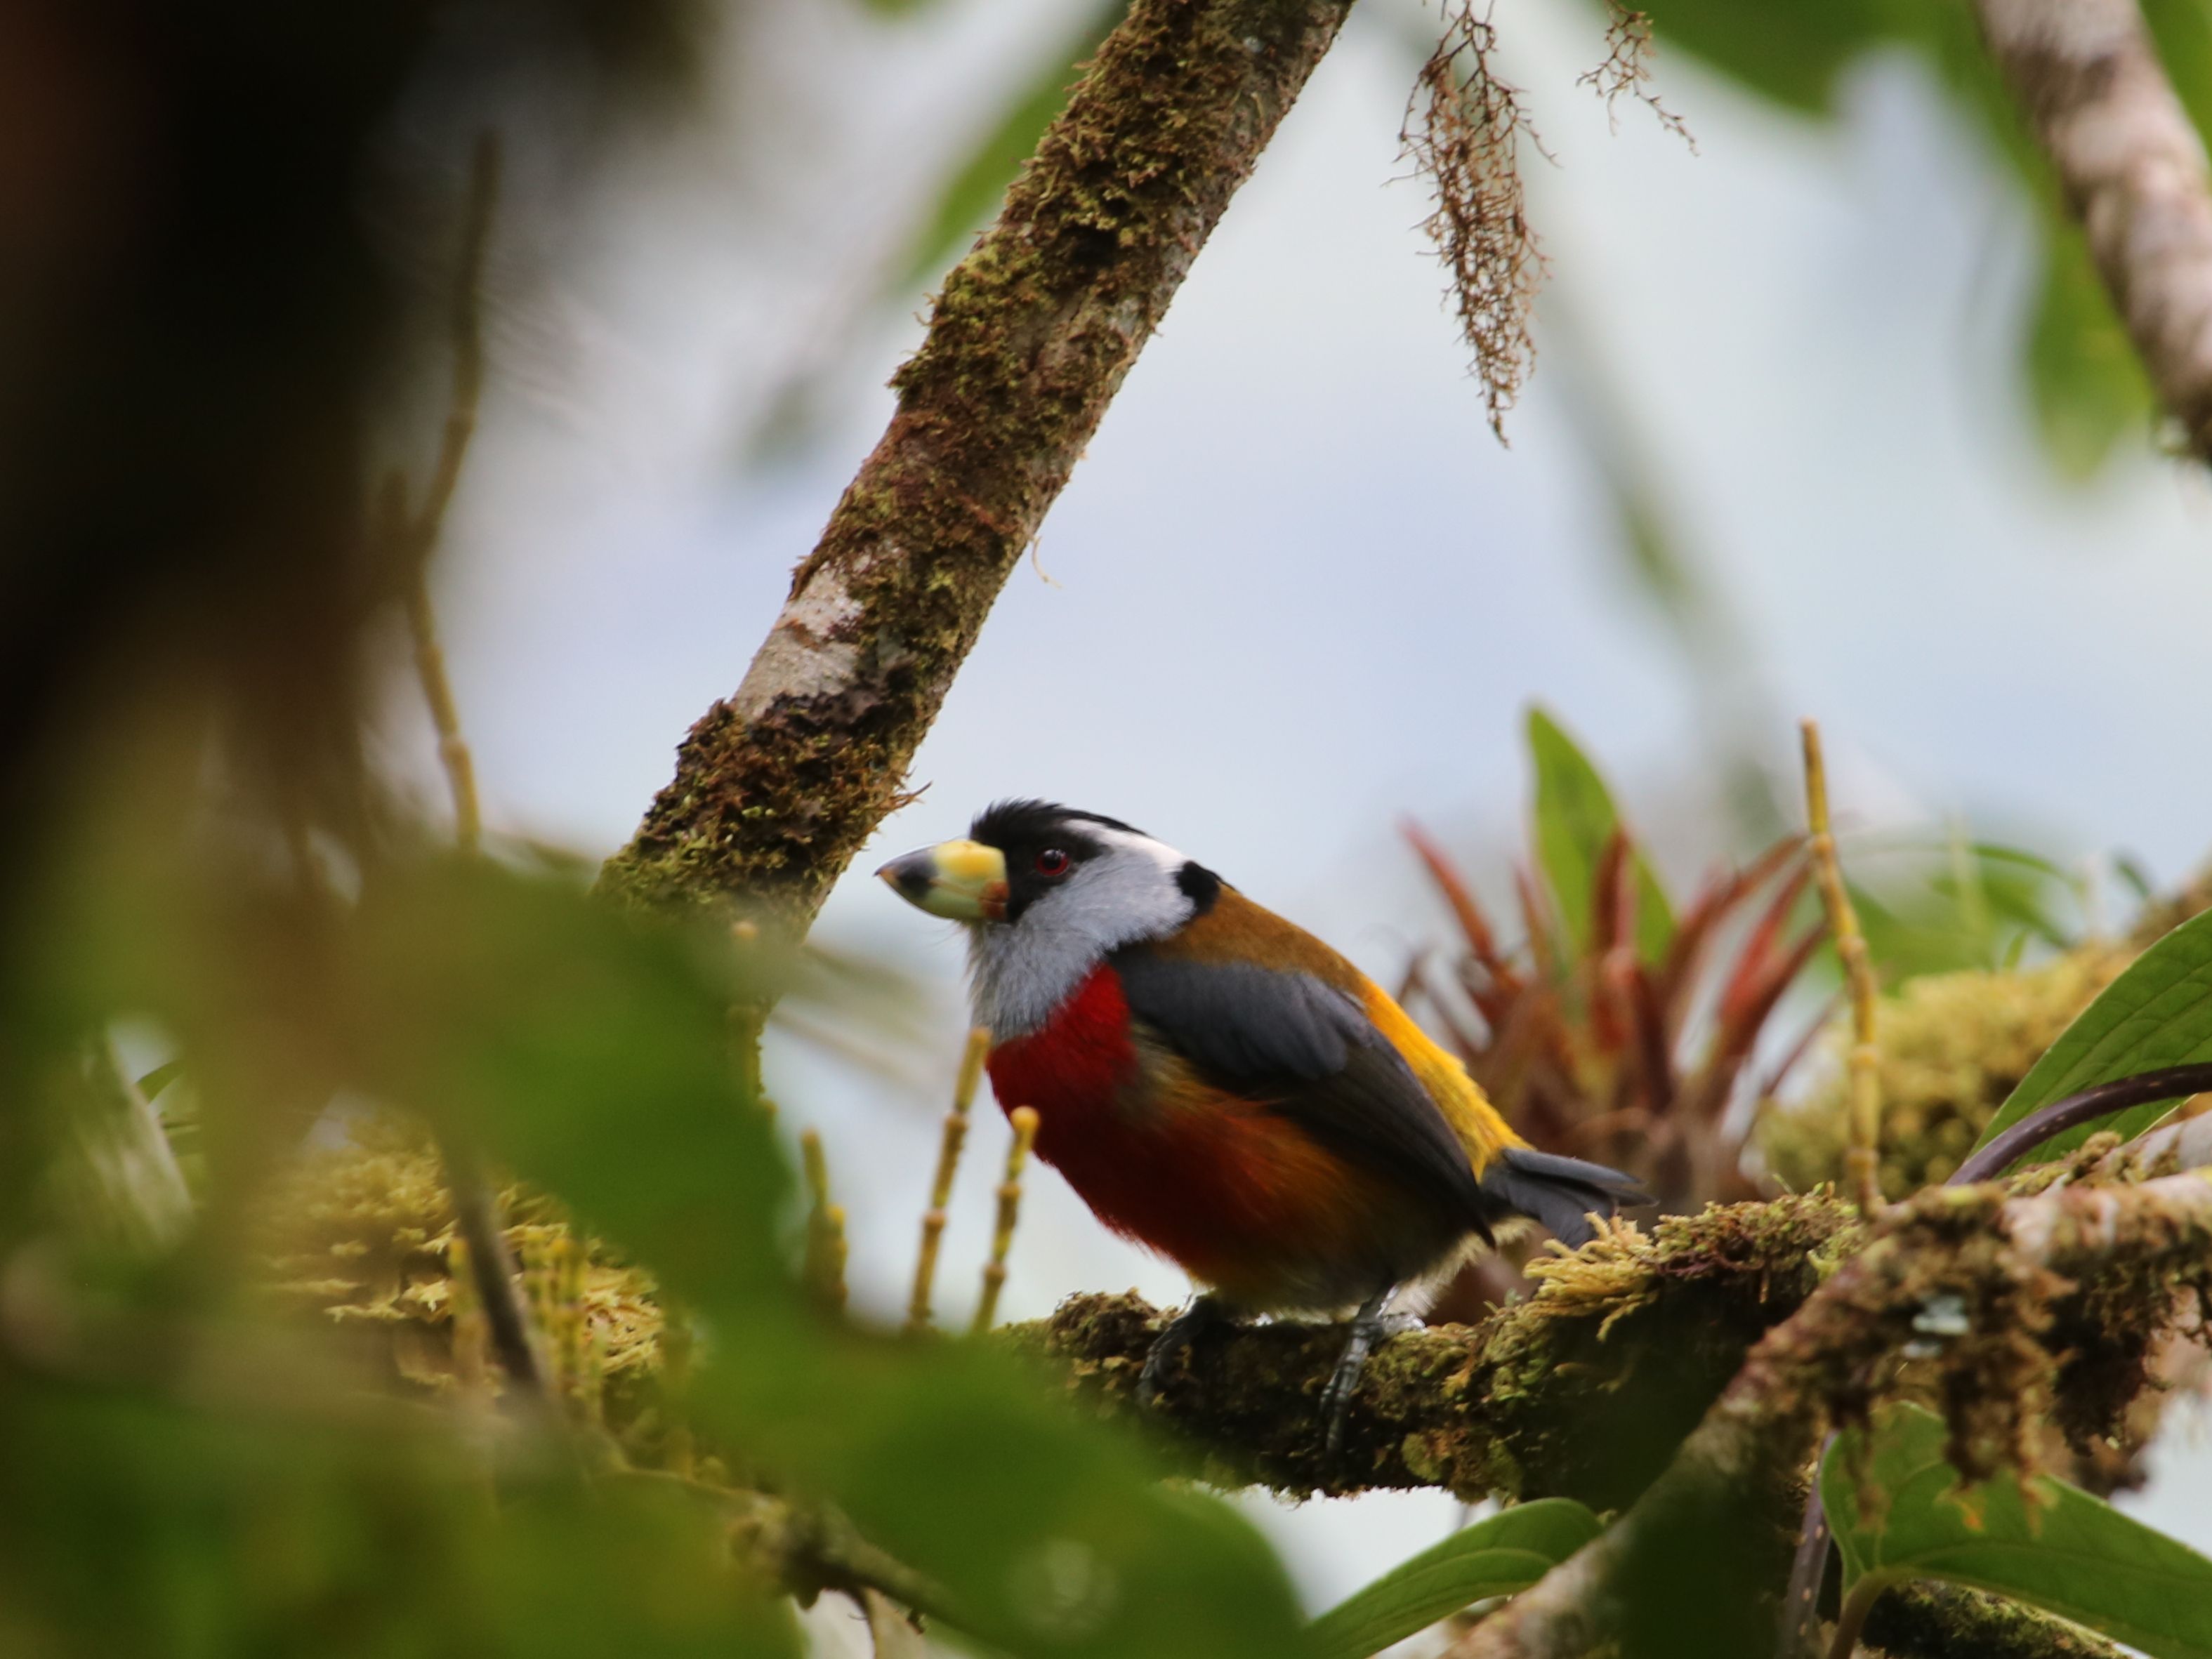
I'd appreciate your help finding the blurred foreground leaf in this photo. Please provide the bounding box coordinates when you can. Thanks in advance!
[352,857,795,1310]
[1305,1499,1601,1659]
[1823,1403,2212,1657]
[343,858,1310,1659]
[1846,837,2079,985]
[27,829,1312,1657]
[897,0,1128,291]
[1636,0,1892,114]
[2146,0,2212,150]
[0,1386,798,1658]
[2027,216,2156,478]
[1970,906,2212,1162]
[1629,0,2158,480]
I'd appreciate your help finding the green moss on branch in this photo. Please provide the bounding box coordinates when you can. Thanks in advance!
[1006,1195,1862,1505]
[1869,1583,2126,1659]
[600,0,1355,927]
[1444,1175,2212,1659]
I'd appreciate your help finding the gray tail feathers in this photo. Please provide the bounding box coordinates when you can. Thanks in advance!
[1480,1146,1653,1249]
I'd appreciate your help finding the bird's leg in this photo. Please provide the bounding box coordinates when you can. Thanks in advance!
[1322,1288,1405,1453]
[1136,1293,1232,1408]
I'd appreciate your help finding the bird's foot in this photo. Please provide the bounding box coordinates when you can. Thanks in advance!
[1322,1290,1407,1454]
[1136,1295,1231,1410]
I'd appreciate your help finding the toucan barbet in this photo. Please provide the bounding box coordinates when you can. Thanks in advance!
[878,800,1647,1445]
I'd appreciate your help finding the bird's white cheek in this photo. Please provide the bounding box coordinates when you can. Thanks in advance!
[966,861,1194,1037]
[968,916,1098,1038]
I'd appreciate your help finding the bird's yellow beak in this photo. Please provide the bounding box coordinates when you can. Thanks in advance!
[876,839,1010,923]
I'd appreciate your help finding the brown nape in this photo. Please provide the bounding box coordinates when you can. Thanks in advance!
[1144,885,1369,988]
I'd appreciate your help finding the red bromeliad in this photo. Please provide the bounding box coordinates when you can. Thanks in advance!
[1400,821,1827,1224]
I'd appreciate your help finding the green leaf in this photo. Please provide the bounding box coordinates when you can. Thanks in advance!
[1525,706,1673,963]
[2145,0,2212,154]
[1824,1402,2212,1657]
[2116,854,2159,905]
[1968,906,2212,1161]
[348,857,1310,1659]
[2027,213,2154,478]
[1631,0,2154,480]
[1843,835,2080,984]
[1916,0,2155,480]
[1306,1500,1601,1659]
[3,1388,799,1658]
[134,1058,185,1104]
[895,0,1127,291]
[725,1333,1307,1659]
[350,857,795,1312]
[1635,0,1894,114]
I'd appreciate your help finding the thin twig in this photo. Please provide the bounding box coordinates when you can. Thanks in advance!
[407,131,499,567]
[390,133,545,1406]
[404,575,480,852]
[445,1231,491,1395]
[443,1139,546,1396]
[907,1027,989,1333]
[971,1106,1038,1335]
[801,1128,848,1313]
[401,131,499,852]
[1800,720,1881,1216]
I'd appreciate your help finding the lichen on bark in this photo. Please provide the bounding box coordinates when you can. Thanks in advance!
[598,0,1356,930]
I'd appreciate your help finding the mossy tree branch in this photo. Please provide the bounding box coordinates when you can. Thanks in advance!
[1866,1582,2127,1659]
[1010,1172,2200,1659]
[1442,1173,2212,1659]
[1975,0,2212,458]
[599,0,1355,927]
[1011,1196,1864,1507]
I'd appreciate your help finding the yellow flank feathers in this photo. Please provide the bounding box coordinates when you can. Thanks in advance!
[1356,978,1527,1170]
[1149,883,1527,1174]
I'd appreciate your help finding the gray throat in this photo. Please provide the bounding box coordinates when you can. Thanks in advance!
[966,885,1194,1037]
[967,921,1111,1039]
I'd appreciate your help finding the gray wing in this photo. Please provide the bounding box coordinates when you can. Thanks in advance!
[1108,949,1493,1232]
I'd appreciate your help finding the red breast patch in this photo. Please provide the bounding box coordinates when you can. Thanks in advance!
[983,963,1412,1302]
[985,964,1138,1144]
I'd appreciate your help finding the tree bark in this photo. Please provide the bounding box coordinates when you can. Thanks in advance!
[1010,1194,1862,1507]
[1013,1178,2164,1659]
[600,0,1355,926]
[1442,1172,2212,1659]
[1976,0,2212,456]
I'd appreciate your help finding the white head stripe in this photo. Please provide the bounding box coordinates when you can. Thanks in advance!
[968,827,1197,1037]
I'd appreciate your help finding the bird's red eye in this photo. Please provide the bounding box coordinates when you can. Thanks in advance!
[1035,848,1070,877]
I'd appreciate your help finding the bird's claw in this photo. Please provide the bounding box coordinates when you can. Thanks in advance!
[1322,1290,1405,1454]
[1136,1295,1228,1410]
